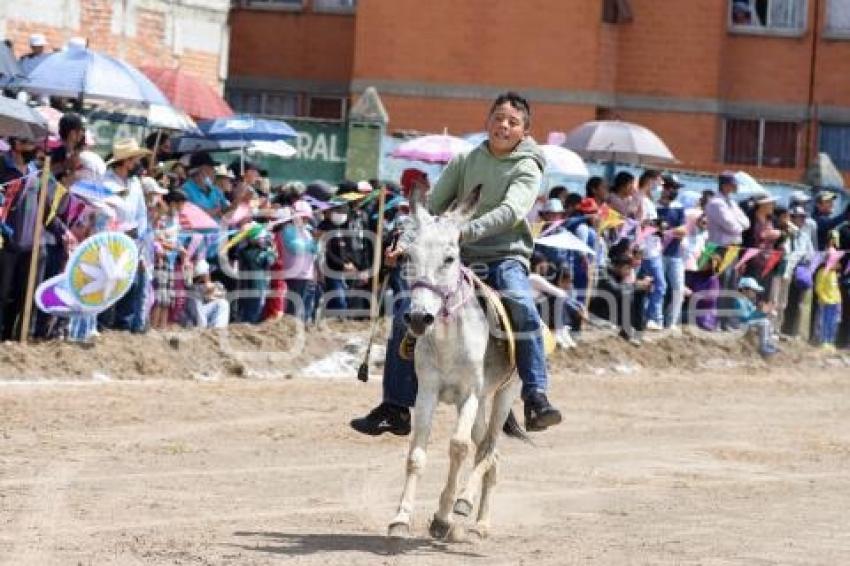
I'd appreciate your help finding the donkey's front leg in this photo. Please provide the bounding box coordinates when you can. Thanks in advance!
[388,388,438,538]
[430,392,479,540]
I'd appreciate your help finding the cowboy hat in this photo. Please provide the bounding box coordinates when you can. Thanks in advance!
[106,138,151,166]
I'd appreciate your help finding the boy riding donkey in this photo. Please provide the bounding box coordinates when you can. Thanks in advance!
[351,92,563,435]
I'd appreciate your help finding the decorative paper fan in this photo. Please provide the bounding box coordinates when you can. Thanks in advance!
[66,232,139,312]
[35,274,76,315]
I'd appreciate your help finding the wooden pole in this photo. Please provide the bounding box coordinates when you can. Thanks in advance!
[20,156,52,342]
[369,186,387,321]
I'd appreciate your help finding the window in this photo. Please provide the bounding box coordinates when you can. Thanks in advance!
[729,0,806,32]
[602,0,633,23]
[313,0,356,13]
[233,0,304,10]
[308,96,346,120]
[826,0,850,36]
[820,124,850,170]
[226,88,301,117]
[723,118,799,168]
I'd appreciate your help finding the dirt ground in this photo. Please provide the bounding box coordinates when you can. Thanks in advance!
[1,323,849,565]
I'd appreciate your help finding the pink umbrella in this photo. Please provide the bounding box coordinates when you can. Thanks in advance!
[390,133,473,164]
[178,202,219,230]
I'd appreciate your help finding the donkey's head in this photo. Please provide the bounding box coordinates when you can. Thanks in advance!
[403,185,481,336]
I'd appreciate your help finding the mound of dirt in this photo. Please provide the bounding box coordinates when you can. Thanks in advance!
[1,319,846,381]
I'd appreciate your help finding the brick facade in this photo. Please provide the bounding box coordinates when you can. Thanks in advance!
[1,0,228,90]
[228,0,850,182]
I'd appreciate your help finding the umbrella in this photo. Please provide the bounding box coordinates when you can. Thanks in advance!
[140,66,233,120]
[733,171,767,198]
[0,95,49,139]
[67,231,140,312]
[16,43,169,106]
[87,102,198,132]
[803,152,845,189]
[229,140,296,159]
[171,114,298,153]
[535,230,596,256]
[540,144,589,177]
[390,133,473,164]
[563,120,676,164]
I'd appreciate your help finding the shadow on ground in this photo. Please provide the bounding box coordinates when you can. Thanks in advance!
[231,530,486,558]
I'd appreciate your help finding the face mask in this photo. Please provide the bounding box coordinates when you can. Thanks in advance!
[330,213,348,226]
[204,176,213,188]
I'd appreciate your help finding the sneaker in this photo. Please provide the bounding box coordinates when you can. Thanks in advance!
[760,344,780,357]
[523,392,562,432]
[555,328,576,349]
[645,320,663,331]
[350,403,411,436]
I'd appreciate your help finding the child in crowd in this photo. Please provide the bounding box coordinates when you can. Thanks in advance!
[237,225,277,324]
[591,242,652,346]
[150,190,188,329]
[187,259,229,329]
[735,277,779,357]
[815,231,842,351]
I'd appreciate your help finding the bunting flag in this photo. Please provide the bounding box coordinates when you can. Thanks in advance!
[735,247,760,271]
[617,218,638,240]
[717,245,740,275]
[0,178,24,222]
[698,242,719,269]
[598,205,624,232]
[46,182,68,226]
[825,249,845,272]
[530,221,545,239]
[761,249,784,277]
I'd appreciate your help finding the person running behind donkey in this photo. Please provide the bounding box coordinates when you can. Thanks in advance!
[351,92,563,435]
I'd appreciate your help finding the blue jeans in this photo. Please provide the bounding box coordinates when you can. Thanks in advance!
[818,303,841,345]
[381,258,549,408]
[323,277,349,314]
[663,256,685,328]
[640,255,667,325]
[286,279,317,322]
[113,266,146,332]
[239,295,264,324]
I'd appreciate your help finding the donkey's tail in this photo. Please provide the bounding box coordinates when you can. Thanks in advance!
[502,410,534,445]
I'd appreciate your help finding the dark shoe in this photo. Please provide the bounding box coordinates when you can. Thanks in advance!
[399,332,416,361]
[523,392,562,432]
[350,403,411,436]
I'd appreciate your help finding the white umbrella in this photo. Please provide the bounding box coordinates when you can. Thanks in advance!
[540,145,589,177]
[231,140,297,159]
[733,171,766,197]
[535,230,595,256]
[563,120,676,164]
[0,95,49,139]
[390,133,473,164]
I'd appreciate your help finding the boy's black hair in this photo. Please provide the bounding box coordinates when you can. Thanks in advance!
[489,92,531,128]
[585,176,606,198]
[638,169,661,186]
[564,192,583,209]
[58,112,84,141]
[613,171,635,191]
[548,185,569,200]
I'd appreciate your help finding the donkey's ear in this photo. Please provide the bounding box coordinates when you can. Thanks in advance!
[447,184,482,224]
[409,185,432,227]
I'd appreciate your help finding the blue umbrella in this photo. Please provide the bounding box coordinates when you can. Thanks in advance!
[15,44,168,106]
[171,114,297,153]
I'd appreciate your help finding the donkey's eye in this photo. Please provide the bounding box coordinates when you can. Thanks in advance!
[443,256,456,266]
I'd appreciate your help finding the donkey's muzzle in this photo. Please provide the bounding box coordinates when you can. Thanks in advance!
[404,311,435,335]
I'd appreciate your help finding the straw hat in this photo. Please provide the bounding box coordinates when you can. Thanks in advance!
[106,138,151,166]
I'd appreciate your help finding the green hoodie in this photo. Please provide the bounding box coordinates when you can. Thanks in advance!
[429,137,544,268]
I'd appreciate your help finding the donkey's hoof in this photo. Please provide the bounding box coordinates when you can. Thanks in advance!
[428,515,451,540]
[447,523,469,543]
[387,522,410,539]
[468,525,488,542]
[453,498,474,517]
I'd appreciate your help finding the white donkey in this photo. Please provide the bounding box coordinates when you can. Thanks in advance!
[388,188,523,541]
